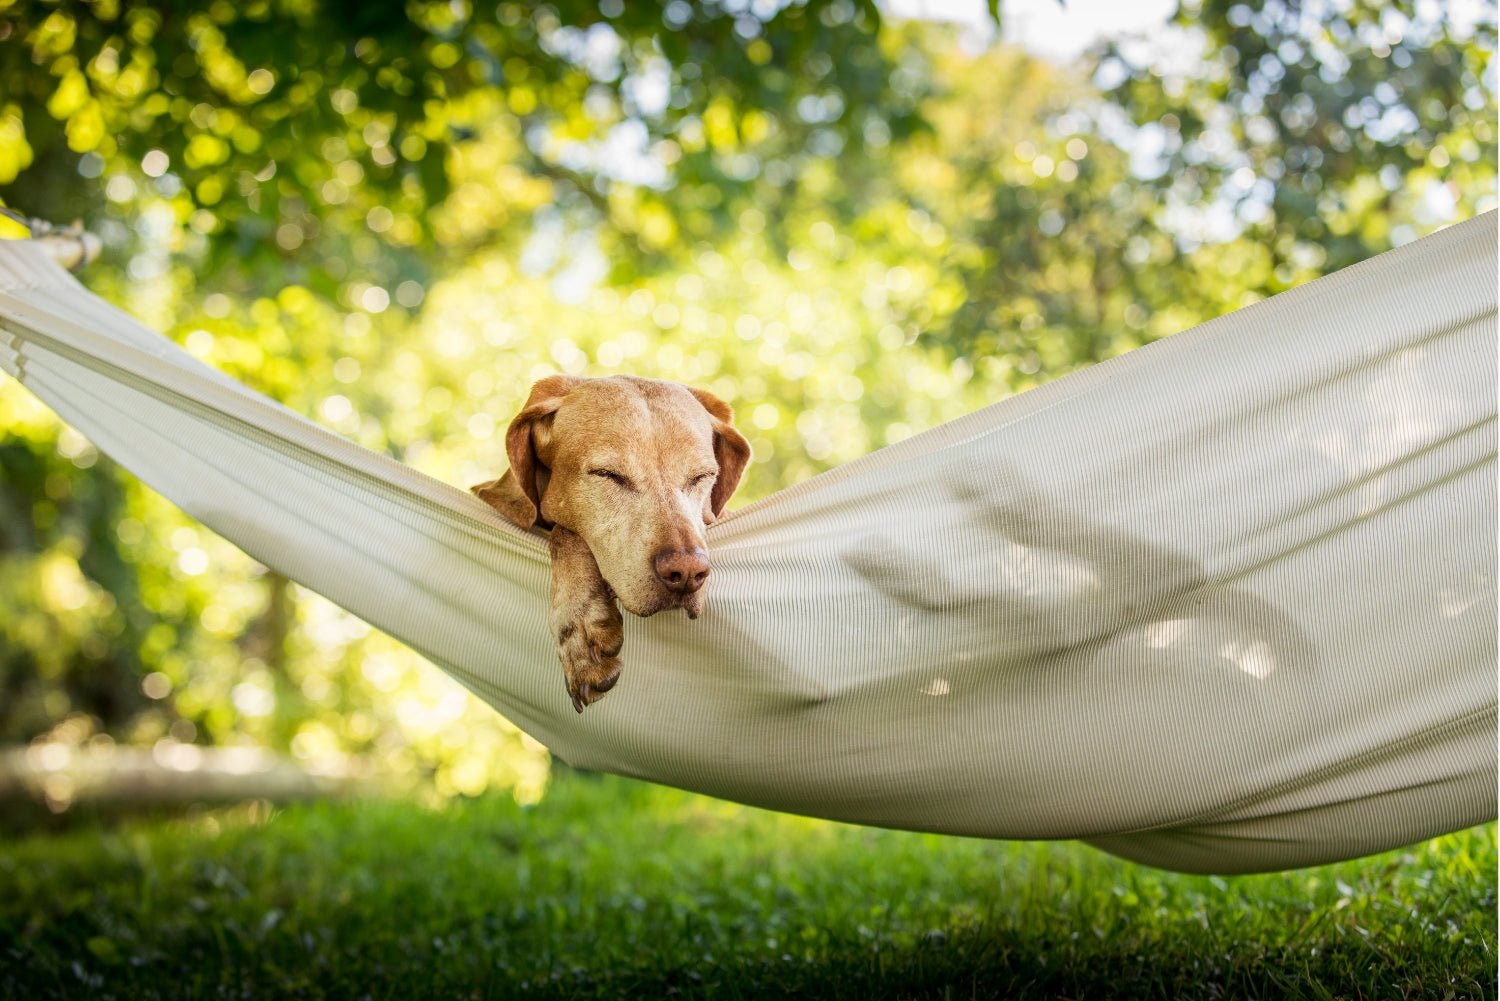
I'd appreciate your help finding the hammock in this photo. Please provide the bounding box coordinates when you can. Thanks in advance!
[1,214,1495,874]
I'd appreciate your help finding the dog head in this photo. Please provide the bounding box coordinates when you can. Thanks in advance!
[473,375,751,616]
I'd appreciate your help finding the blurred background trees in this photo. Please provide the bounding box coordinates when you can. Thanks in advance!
[1,0,1494,807]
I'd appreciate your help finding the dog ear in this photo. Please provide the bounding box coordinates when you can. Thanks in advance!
[470,471,541,530]
[689,387,752,520]
[472,375,581,528]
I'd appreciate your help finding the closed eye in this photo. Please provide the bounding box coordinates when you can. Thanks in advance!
[590,469,634,489]
[687,471,717,490]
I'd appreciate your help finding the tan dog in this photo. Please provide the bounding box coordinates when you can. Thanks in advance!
[471,375,751,712]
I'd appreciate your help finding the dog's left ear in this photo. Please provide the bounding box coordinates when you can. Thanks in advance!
[689,387,751,521]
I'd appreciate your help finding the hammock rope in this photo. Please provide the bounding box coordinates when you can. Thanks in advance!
[1,213,1495,874]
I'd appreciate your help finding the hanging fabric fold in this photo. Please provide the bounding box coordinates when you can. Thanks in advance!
[1,213,1495,874]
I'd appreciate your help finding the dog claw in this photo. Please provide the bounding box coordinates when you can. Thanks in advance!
[555,584,625,714]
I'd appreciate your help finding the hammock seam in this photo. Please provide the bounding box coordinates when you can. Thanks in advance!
[19,357,543,597]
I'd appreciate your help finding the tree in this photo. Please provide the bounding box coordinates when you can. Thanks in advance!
[877,1,1496,369]
[0,0,917,291]
[1098,0,1496,283]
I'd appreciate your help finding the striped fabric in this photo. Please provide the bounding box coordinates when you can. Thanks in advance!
[1,214,1494,873]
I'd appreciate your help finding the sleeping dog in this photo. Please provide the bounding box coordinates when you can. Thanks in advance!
[472,375,750,712]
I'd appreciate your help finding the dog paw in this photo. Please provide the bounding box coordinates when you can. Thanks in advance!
[553,595,624,713]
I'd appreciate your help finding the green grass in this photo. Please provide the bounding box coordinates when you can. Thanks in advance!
[0,773,1493,1000]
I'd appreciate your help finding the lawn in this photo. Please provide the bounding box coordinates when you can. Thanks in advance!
[1,773,1494,1000]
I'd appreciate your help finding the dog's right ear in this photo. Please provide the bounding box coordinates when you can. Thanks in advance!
[472,375,581,528]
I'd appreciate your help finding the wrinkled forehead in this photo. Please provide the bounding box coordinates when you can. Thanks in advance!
[551,379,714,463]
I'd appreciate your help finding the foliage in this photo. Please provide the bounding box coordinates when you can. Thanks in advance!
[0,0,1494,798]
[0,776,1495,999]
[0,0,911,288]
[927,0,1499,361]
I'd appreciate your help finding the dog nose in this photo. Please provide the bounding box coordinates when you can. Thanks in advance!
[653,548,710,594]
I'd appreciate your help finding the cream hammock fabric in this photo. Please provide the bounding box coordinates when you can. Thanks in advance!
[1,214,1495,874]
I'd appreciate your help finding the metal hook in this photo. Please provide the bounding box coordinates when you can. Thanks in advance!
[0,206,101,270]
